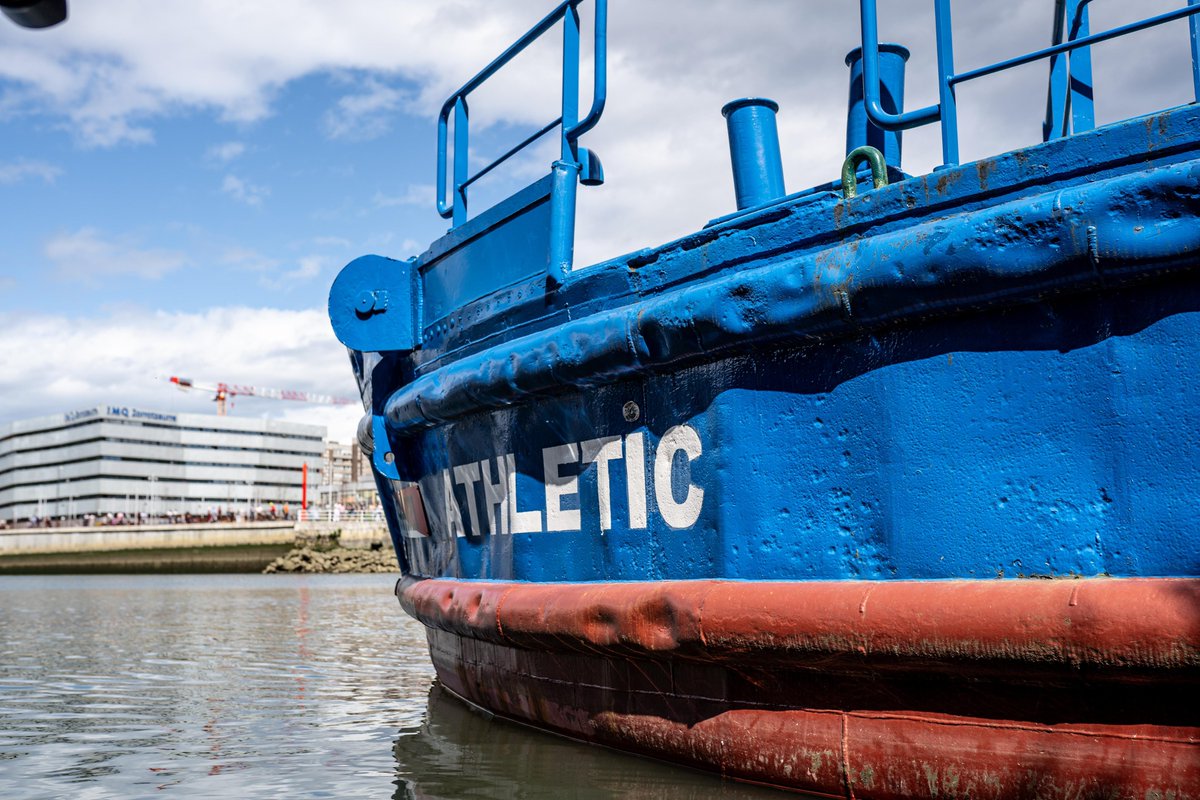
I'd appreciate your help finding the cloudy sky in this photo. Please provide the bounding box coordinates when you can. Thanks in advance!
[1,0,1193,442]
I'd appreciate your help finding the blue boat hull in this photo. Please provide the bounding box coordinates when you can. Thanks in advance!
[332,104,1200,795]
[389,283,1200,583]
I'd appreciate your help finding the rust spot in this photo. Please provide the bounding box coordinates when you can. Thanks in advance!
[976,159,995,191]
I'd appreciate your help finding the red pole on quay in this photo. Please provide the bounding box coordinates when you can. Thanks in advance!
[301,462,308,511]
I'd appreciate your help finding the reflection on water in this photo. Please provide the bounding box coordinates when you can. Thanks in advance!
[395,684,784,800]
[0,575,782,798]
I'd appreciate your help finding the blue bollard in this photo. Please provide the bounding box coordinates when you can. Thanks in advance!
[845,43,909,168]
[722,97,786,211]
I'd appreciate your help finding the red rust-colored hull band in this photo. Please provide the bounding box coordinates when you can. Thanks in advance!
[400,578,1200,797]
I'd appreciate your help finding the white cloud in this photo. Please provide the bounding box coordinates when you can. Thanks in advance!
[206,140,245,163]
[324,75,407,141]
[0,1,489,147]
[372,183,430,208]
[255,255,328,291]
[223,245,341,290]
[221,246,280,273]
[277,404,362,446]
[221,173,269,206]
[45,227,186,283]
[0,306,362,442]
[284,255,325,282]
[0,158,62,185]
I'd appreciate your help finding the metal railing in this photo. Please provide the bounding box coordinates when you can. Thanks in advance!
[436,0,607,227]
[858,0,1200,167]
[297,508,384,523]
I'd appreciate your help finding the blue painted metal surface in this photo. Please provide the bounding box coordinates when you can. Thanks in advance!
[845,44,908,167]
[330,3,1200,588]
[421,176,554,324]
[721,98,786,211]
[328,255,417,354]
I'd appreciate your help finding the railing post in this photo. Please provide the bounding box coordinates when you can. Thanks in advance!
[564,0,607,144]
[1067,0,1095,134]
[547,160,579,287]
[452,97,469,227]
[858,0,940,132]
[561,1,580,162]
[933,0,959,166]
[1045,0,1069,141]
[1191,0,1200,102]
[548,1,582,286]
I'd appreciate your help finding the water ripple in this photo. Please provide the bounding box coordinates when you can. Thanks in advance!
[1,574,433,798]
[1,574,787,799]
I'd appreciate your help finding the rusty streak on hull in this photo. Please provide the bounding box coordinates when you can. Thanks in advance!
[400,577,1200,797]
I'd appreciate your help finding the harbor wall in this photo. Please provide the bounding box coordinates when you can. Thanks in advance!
[0,521,296,556]
[294,519,388,550]
[0,519,391,574]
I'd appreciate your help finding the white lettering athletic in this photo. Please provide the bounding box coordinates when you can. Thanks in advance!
[402,424,704,538]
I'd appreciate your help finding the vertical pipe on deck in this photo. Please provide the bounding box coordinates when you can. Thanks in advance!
[721,98,786,211]
[845,43,909,168]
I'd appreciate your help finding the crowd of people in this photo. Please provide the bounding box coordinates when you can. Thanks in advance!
[1,502,386,530]
[1,504,295,530]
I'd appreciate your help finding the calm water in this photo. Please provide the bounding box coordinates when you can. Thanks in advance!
[0,574,782,798]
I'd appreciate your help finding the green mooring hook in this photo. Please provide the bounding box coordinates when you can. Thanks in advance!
[841,146,889,199]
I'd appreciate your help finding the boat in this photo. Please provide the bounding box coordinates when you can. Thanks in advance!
[329,1,1200,795]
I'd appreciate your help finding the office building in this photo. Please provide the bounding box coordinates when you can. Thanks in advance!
[0,405,326,522]
[318,439,379,510]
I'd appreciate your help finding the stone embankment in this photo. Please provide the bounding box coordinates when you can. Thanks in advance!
[263,546,399,574]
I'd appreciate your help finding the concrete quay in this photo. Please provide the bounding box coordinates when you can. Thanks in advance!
[0,520,296,556]
[0,517,391,574]
[293,518,388,550]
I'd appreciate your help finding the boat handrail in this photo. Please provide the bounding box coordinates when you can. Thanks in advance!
[435,0,607,227]
[858,0,1200,167]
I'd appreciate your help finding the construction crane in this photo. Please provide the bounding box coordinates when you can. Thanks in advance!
[168,376,357,416]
